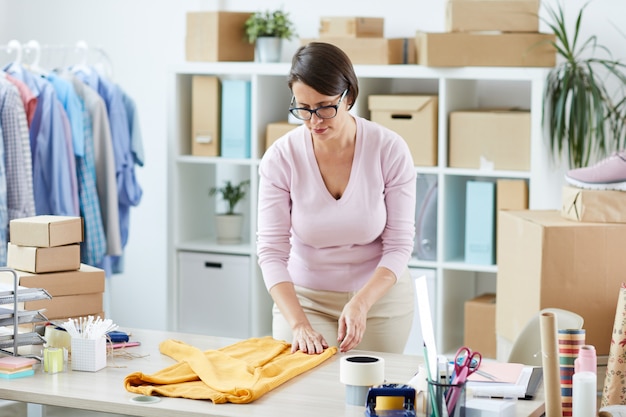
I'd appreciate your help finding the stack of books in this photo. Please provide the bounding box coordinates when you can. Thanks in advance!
[0,355,37,379]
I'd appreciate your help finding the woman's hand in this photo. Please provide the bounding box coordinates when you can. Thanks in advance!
[337,297,368,352]
[291,325,329,354]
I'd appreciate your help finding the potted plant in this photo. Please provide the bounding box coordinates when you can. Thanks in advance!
[244,9,296,63]
[209,179,250,244]
[542,1,626,169]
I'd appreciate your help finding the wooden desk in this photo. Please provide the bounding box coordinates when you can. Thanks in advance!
[0,329,544,417]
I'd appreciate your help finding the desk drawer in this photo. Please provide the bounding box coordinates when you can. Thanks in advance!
[177,251,250,338]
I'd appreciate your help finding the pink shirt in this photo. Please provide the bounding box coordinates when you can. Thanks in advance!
[257,116,416,292]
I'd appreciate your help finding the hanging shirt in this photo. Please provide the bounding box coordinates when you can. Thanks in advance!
[74,68,142,273]
[4,73,37,128]
[49,73,106,267]
[0,77,35,223]
[4,64,79,216]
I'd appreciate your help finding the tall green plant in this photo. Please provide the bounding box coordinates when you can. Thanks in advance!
[542,1,626,168]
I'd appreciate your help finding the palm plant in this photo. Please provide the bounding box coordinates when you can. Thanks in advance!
[542,1,626,168]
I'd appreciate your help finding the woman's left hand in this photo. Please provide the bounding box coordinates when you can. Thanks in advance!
[337,297,368,352]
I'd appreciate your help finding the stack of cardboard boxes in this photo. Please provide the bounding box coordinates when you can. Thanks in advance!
[496,185,626,360]
[301,16,416,65]
[3,216,105,322]
[417,0,556,67]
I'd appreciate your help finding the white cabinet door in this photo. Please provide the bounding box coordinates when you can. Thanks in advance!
[177,251,251,338]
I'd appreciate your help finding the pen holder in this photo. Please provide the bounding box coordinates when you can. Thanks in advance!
[71,337,106,372]
[427,378,466,417]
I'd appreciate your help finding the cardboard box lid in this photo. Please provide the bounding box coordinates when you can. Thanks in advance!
[368,95,438,112]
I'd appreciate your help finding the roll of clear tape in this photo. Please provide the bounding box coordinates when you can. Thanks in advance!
[340,355,385,406]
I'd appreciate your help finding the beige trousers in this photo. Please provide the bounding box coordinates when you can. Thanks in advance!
[272,268,415,354]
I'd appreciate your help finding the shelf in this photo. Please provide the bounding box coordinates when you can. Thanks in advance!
[168,62,562,353]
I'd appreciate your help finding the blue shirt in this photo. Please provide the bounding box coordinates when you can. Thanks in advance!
[4,64,78,216]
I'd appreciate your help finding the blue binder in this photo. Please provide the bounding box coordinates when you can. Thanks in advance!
[220,79,251,158]
[464,180,495,265]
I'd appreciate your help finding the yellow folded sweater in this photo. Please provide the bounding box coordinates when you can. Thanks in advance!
[124,336,337,403]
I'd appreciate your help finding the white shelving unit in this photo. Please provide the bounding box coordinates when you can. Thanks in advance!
[167,62,565,352]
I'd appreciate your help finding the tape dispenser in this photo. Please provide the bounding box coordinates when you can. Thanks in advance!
[365,383,416,417]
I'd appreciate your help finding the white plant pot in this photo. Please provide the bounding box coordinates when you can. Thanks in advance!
[256,37,282,63]
[215,214,244,244]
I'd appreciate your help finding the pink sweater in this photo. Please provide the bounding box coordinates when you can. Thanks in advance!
[257,116,416,292]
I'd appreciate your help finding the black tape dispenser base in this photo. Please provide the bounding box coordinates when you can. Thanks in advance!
[365,383,416,417]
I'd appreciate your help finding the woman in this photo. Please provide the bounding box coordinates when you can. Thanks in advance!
[257,42,416,355]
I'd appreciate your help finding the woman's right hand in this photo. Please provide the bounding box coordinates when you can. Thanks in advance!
[290,325,329,354]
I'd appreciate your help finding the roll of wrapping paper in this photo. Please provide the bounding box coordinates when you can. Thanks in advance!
[558,328,586,416]
[541,311,563,417]
[602,283,626,407]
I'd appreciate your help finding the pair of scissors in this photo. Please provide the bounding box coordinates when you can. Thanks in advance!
[445,346,482,413]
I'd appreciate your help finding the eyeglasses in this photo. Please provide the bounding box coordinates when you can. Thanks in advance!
[288,89,348,121]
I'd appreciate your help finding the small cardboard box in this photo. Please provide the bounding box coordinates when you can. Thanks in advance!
[191,75,221,157]
[0,264,105,296]
[25,292,104,320]
[446,0,540,33]
[319,17,384,38]
[10,215,83,247]
[464,293,496,358]
[561,185,626,223]
[368,95,438,166]
[496,210,626,355]
[186,12,254,62]
[449,109,530,171]
[7,243,81,274]
[265,121,298,152]
[416,31,556,67]
[300,37,416,65]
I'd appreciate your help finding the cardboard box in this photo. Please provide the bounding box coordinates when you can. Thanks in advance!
[265,121,298,152]
[416,31,556,67]
[319,17,384,38]
[368,95,438,166]
[7,243,81,274]
[300,37,416,65]
[496,210,626,355]
[449,109,530,171]
[25,293,103,321]
[497,179,528,213]
[561,185,626,223]
[185,12,254,62]
[0,264,105,297]
[464,293,496,358]
[221,79,251,158]
[446,0,540,33]
[10,215,83,247]
[465,181,495,265]
[191,75,221,157]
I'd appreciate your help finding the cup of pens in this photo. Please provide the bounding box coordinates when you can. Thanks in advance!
[62,316,118,372]
[427,378,466,417]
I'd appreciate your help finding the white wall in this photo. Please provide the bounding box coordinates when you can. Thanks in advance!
[0,0,624,331]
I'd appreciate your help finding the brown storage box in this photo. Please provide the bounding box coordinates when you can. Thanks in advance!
[186,12,254,62]
[416,31,556,67]
[319,17,384,38]
[25,293,103,321]
[7,243,81,274]
[0,264,105,297]
[446,0,540,33]
[10,215,83,247]
[265,121,298,152]
[449,109,530,171]
[191,75,221,156]
[300,37,416,64]
[561,185,626,223]
[464,293,496,358]
[497,179,528,213]
[496,210,626,355]
[368,95,438,166]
